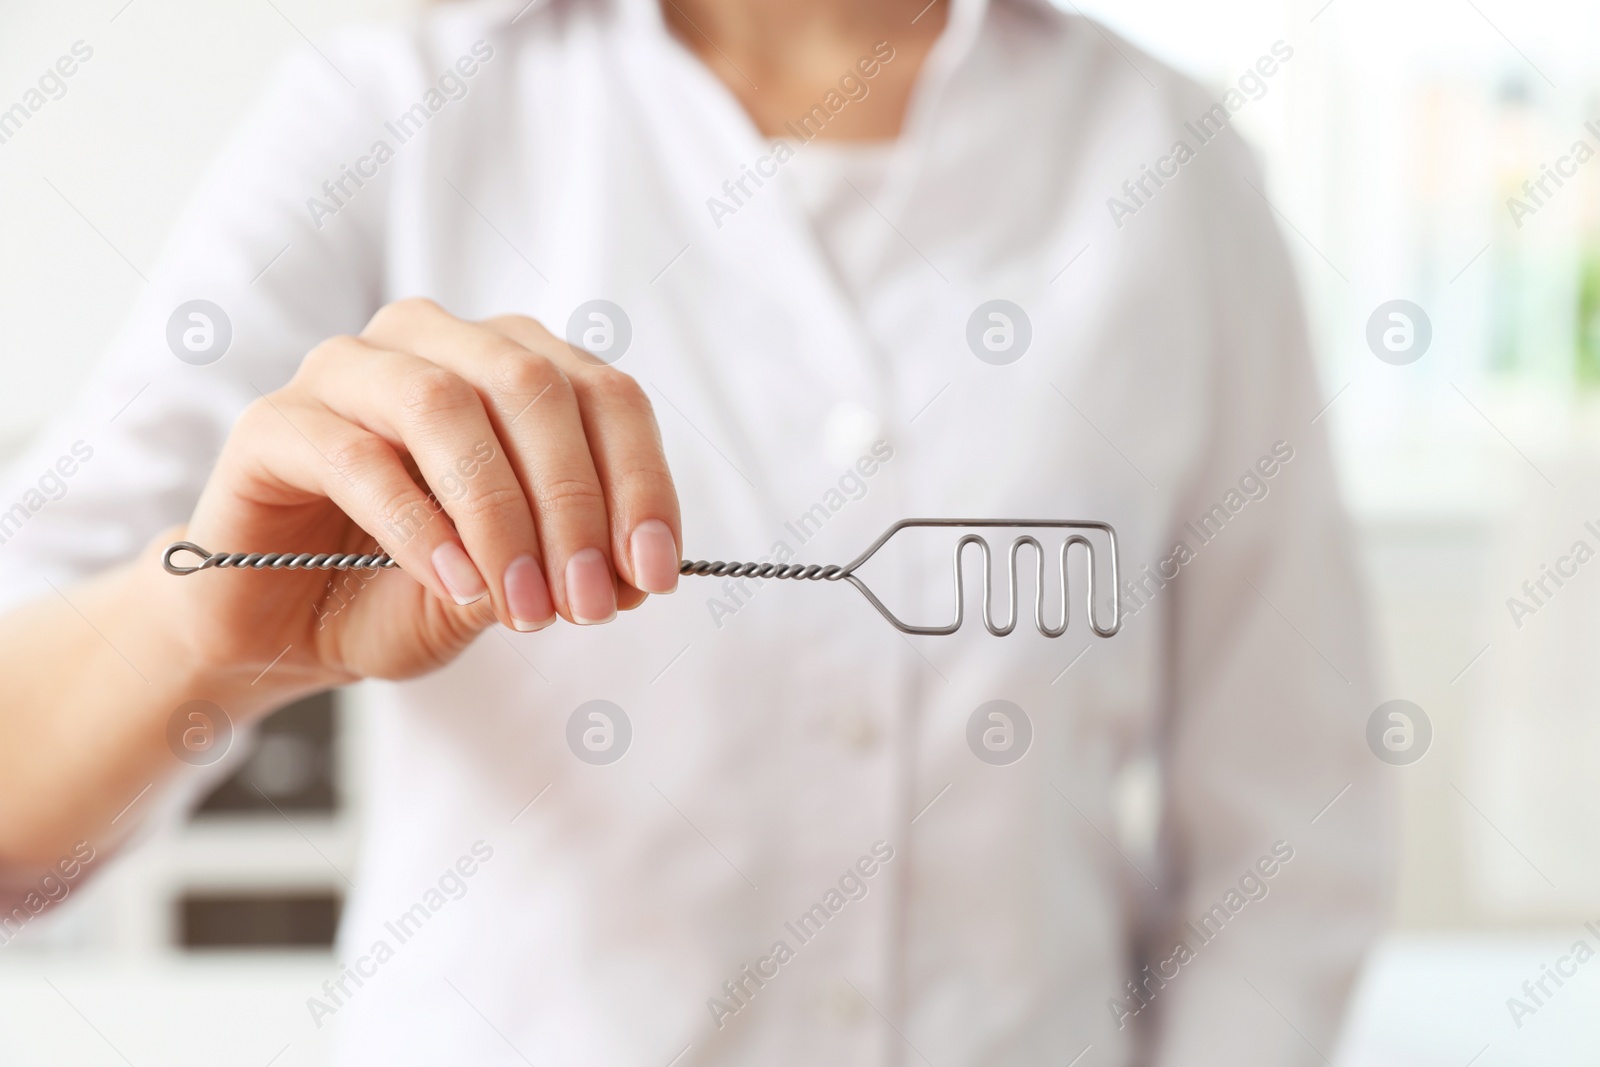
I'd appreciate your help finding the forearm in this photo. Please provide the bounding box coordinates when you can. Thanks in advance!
[0,539,303,865]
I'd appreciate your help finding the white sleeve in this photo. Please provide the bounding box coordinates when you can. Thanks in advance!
[0,35,406,614]
[1143,137,1393,1064]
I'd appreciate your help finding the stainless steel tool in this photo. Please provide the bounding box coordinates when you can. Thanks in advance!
[164,518,1122,638]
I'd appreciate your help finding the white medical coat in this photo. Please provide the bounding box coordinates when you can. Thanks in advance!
[0,0,1388,1063]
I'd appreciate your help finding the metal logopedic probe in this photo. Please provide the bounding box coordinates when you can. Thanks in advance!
[680,519,1120,637]
[163,518,1121,638]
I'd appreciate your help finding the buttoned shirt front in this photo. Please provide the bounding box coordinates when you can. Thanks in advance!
[0,0,1387,1063]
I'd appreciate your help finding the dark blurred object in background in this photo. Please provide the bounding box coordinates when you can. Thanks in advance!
[196,692,338,817]
[180,891,341,949]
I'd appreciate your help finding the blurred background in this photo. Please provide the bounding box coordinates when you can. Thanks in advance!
[3,0,1600,1062]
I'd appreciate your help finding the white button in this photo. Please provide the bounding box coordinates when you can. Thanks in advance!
[821,401,880,467]
[815,980,867,1025]
[837,712,880,752]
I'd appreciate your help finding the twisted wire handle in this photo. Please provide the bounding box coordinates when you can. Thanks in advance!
[162,541,398,576]
[678,560,847,580]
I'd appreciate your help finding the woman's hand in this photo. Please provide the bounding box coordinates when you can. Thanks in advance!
[170,298,681,690]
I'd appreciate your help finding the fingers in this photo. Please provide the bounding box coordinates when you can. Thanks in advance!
[357,299,681,626]
[295,336,556,632]
[358,305,613,624]
[216,395,481,610]
[483,314,682,599]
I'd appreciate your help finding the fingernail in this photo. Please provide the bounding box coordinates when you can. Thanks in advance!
[565,547,617,624]
[629,519,679,594]
[505,554,555,632]
[432,541,487,605]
